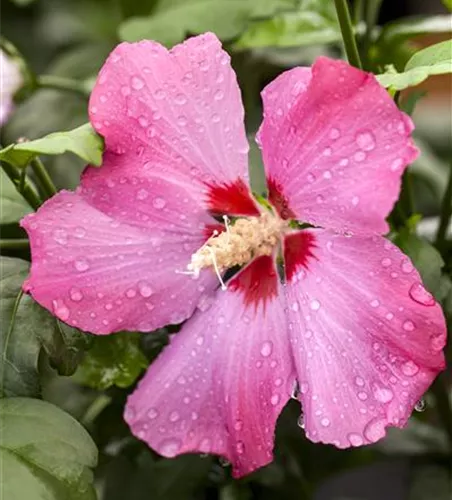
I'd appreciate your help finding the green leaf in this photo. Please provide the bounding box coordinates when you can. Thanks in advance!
[75,331,147,390]
[0,123,104,169]
[376,40,452,90]
[0,257,90,398]
[0,169,33,224]
[379,15,452,45]
[119,0,297,45]
[393,229,444,297]
[442,0,452,12]
[235,0,340,49]
[0,397,97,500]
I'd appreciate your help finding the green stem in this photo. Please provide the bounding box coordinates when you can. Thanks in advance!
[435,163,452,248]
[431,376,452,452]
[36,75,90,98]
[1,162,41,210]
[361,0,383,68]
[353,0,364,25]
[0,239,30,251]
[334,0,362,69]
[30,157,57,199]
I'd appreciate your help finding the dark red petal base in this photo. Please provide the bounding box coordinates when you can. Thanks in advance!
[229,255,278,310]
[205,178,260,217]
[283,231,318,282]
[267,178,296,220]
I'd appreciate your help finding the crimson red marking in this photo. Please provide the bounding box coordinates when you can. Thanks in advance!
[205,178,260,216]
[284,231,317,282]
[229,255,278,310]
[204,223,225,239]
[267,178,296,220]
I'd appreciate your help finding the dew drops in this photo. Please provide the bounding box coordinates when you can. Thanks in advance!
[159,438,181,457]
[329,128,340,139]
[136,188,148,200]
[307,173,316,183]
[74,259,90,272]
[131,76,145,90]
[348,433,364,446]
[356,131,376,151]
[154,89,166,100]
[354,151,367,162]
[323,170,332,179]
[373,385,394,403]
[414,398,426,412]
[177,115,188,126]
[364,418,386,443]
[234,420,243,431]
[52,300,70,320]
[351,196,360,206]
[196,335,204,346]
[370,299,380,308]
[235,441,245,454]
[358,391,368,401]
[69,288,83,302]
[174,93,187,105]
[169,411,180,422]
[260,341,273,357]
[401,360,419,376]
[211,113,220,123]
[138,281,153,297]
[120,85,131,96]
[214,89,224,100]
[126,288,137,298]
[53,229,68,245]
[391,158,403,171]
[153,197,166,209]
[401,259,414,274]
[291,301,299,312]
[402,320,415,332]
[270,394,280,406]
[310,299,321,311]
[409,282,435,306]
[297,414,305,429]
[320,417,330,427]
[355,376,365,387]
[147,408,158,419]
[381,257,392,268]
[316,194,325,204]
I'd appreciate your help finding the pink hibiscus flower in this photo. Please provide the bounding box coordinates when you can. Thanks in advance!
[21,33,446,477]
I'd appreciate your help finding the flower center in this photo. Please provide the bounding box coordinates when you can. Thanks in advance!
[188,212,287,285]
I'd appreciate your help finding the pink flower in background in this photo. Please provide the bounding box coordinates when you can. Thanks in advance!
[21,33,446,477]
[0,49,22,125]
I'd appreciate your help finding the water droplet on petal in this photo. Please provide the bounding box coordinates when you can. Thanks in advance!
[147,408,158,419]
[351,196,360,206]
[138,281,153,297]
[131,76,145,90]
[74,259,90,272]
[409,283,435,306]
[364,418,386,443]
[153,197,166,209]
[370,299,380,308]
[381,257,392,268]
[401,259,414,273]
[356,131,376,151]
[260,341,273,357]
[373,385,394,403]
[52,300,70,320]
[136,188,148,200]
[402,320,415,332]
[169,411,180,422]
[358,391,368,401]
[235,441,245,454]
[159,438,181,457]
[270,394,280,406]
[348,433,364,446]
[126,288,137,298]
[310,299,321,311]
[354,151,367,162]
[320,417,330,427]
[329,128,340,139]
[401,360,419,376]
[291,301,299,312]
[69,288,83,302]
[355,376,365,387]
[53,229,68,245]
[234,420,243,431]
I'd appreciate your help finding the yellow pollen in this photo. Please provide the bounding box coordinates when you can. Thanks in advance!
[188,212,287,276]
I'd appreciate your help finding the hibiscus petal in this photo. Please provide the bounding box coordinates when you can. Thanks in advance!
[21,188,217,334]
[259,57,418,233]
[89,32,259,216]
[283,230,446,448]
[125,256,295,477]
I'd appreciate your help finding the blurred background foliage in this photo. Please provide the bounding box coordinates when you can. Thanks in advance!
[1,0,452,499]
